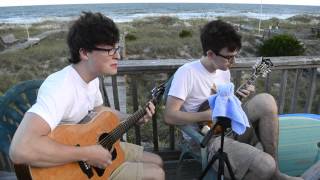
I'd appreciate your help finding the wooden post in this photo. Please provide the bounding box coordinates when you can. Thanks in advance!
[131,76,141,145]
[304,68,317,113]
[120,32,128,60]
[278,70,288,113]
[111,76,120,111]
[289,69,301,113]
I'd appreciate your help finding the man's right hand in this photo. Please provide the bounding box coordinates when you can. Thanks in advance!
[83,145,112,169]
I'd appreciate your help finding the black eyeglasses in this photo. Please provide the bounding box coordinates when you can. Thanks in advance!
[215,52,237,61]
[91,46,122,56]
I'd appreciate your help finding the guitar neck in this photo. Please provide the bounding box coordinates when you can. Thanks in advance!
[235,74,258,101]
[111,108,146,141]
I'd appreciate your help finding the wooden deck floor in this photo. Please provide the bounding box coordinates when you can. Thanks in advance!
[164,159,202,180]
[0,159,203,180]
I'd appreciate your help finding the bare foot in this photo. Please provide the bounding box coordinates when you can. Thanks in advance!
[273,172,303,180]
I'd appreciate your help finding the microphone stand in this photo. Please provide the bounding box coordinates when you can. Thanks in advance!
[199,116,236,180]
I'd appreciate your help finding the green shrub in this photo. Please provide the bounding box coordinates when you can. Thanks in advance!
[157,16,179,26]
[125,33,137,41]
[258,34,305,57]
[179,29,192,38]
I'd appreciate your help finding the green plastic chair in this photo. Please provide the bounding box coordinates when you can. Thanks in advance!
[0,79,43,171]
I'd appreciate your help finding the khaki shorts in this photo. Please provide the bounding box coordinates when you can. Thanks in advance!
[110,142,144,180]
[208,136,263,179]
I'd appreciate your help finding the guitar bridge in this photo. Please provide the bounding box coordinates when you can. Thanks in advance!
[78,160,94,179]
[76,144,94,178]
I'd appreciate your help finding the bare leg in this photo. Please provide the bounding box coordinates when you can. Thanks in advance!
[239,93,302,180]
[243,152,276,180]
[243,93,279,160]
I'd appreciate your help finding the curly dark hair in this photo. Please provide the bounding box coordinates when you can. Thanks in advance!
[200,20,241,56]
[67,11,120,64]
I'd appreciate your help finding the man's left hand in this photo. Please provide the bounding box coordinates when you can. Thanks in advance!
[237,85,255,99]
[137,102,155,125]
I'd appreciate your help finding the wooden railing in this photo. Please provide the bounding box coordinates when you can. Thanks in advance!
[104,56,320,158]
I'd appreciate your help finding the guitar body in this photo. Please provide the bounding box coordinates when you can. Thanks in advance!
[29,110,125,180]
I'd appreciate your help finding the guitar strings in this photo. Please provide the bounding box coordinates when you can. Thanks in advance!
[99,110,145,148]
[98,109,146,148]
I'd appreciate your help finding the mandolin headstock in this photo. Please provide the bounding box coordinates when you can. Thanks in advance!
[252,57,273,78]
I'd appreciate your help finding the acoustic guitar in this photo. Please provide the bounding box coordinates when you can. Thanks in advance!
[199,57,273,134]
[14,83,165,180]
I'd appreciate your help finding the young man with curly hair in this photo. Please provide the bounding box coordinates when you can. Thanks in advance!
[10,12,164,180]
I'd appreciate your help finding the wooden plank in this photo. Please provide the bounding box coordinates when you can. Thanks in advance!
[131,76,141,145]
[264,73,271,93]
[117,56,320,74]
[234,70,241,89]
[304,68,318,113]
[289,69,301,113]
[111,76,120,111]
[169,126,175,150]
[164,160,202,180]
[152,111,159,152]
[278,70,288,113]
[120,32,127,60]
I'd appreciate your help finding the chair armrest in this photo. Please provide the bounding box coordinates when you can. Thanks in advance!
[178,125,204,145]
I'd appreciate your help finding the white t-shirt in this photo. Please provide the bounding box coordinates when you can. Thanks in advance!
[168,60,230,138]
[28,65,103,131]
[169,60,231,112]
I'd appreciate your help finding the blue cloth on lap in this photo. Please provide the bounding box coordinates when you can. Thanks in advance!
[208,83,250,135]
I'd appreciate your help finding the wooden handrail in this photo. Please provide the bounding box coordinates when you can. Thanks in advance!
[116,56,320,74]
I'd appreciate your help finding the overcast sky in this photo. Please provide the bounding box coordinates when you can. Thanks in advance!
[0,0,319,7]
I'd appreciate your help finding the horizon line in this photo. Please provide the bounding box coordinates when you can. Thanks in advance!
[1,2,320,8]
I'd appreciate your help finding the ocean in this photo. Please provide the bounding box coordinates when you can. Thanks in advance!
[0,3,319,24]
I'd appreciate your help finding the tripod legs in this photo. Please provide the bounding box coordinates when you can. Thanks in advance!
[199,149,236,180]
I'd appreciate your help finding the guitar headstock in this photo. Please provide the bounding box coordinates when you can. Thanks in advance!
[252,57,273,77]
[150,83,166,105]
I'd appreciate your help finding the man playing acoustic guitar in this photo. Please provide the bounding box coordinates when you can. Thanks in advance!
[10,12,164,180]
[164,20,301,180]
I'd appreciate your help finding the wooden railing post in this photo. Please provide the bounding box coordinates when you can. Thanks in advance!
[289,69,301,113]
[111,76,120,111]
[264,73,271,93]
[304,68,318,113]
[278,70,288,114]
[131,76,141,145]
[152,106,160,152]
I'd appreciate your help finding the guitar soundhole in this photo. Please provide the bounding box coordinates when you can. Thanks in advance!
[98,133,118,160]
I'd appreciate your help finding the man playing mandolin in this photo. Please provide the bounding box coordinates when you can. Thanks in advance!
[10,12,164,180]
[164,20,301,180]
